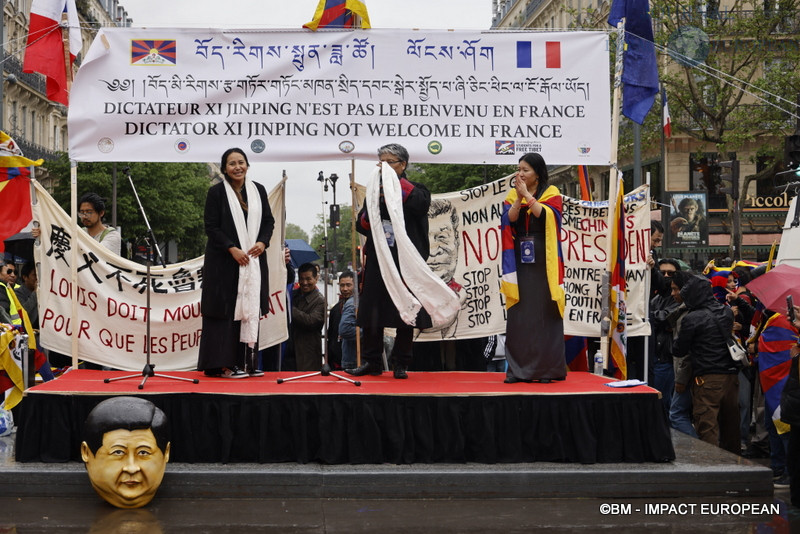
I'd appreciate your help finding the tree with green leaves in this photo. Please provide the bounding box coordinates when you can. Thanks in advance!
[46,153,212,261]
[654,0,800,180]
[571,2,800,183]
[406,162,516,194]
[285,223,309,242]
[651,1,800,257]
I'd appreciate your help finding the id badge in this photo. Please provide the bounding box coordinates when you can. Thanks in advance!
[520,236,535,263]
[382,220,396,247]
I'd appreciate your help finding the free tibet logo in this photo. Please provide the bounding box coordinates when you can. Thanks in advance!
[495,140,515,155]
[339,140,355,154]
[427,140,442,155]
[577,143,591,156]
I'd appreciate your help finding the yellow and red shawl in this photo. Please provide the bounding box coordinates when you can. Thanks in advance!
[499,185,565,316]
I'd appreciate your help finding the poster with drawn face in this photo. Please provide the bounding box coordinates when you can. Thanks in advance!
[416,178,652,341]
[667,191,708,247]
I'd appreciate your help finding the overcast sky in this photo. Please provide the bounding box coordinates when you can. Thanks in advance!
[116,0,493,238]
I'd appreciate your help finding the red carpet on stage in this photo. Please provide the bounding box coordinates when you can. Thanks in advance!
[16,370,675,465]
[27,369,660,396]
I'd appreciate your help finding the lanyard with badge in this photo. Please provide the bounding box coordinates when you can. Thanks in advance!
[519,199,535,264]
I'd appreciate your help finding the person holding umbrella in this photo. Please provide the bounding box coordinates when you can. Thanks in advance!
[780,303,800,505]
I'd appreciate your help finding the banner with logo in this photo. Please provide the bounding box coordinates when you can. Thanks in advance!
[32,180,288,371]
[419,178,651,341]
[69,28,610,166]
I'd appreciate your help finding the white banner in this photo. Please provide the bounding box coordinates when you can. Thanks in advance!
[419,178,651,341]
[68,28,611,166]
[32,180,289,371]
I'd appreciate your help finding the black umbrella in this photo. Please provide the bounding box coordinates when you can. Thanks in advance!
[285,239,320,268]
[3,231,35,262]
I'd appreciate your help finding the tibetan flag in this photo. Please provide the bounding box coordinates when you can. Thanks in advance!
[500,185,564,315]
[0,132,42,253]
[662,87,672,138]
[565,335,589,372]
[703,259,764,304]
[703,261,734,304]
[0,131,43,167]
[758,313,798,434]
[577,165,592,201]
[23,0,82,106]
[608,177,628,379]
[304,0,371,31]
[608,0,659,124]
[0,330,25,410]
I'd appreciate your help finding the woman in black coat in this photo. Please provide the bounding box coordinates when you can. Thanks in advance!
[197,148,275,378]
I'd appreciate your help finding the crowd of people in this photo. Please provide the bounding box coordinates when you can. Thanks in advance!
[644,225,800,497]
[3,144,800,503]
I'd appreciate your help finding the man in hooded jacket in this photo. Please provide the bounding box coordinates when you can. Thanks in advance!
[672,274,740,454]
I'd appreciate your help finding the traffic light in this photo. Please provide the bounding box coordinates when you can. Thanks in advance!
[329,204,340,228]
[718,159,740,200]
[785,133,800,176]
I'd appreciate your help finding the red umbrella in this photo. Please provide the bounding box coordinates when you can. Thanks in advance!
[745,263,800,313]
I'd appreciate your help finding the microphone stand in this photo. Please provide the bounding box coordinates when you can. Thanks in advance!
[103,167,199,389]
[278,173,360,387]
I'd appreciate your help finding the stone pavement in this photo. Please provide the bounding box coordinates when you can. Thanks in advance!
[1,428,796,532]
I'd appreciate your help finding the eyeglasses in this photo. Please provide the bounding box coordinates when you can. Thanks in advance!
[78,210,95,217]
[659,270,675,276]
[380,160,402,165]
[5,269,15,275]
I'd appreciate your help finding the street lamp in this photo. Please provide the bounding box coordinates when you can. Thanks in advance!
[317,171,340,273]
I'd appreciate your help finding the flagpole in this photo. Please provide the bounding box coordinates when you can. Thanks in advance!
[349,158,361,367]
[643,171,652,384]
[70,160,79,369]
[66,5,77,367]
[600,21,625,372]
[60,12,73,94]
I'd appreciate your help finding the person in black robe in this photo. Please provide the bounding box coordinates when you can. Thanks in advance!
[346,144,431,379]
[197,148,275,378]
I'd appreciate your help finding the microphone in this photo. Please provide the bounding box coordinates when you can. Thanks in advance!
[123,166,131,174]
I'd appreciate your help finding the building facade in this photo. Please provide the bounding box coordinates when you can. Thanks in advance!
[491,0,799,266]
[1,0,132,188]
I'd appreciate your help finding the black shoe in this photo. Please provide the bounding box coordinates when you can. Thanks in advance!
[393,365,408,379]
[504,376,532,384]
[345,362,383,376]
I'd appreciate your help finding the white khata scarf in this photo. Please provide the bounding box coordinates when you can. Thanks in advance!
[223,178,262,346]
[366,163,460,329]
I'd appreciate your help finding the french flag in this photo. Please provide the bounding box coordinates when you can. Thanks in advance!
[516,41,562,69]
[23,0,82,106]
[662,87,672,139]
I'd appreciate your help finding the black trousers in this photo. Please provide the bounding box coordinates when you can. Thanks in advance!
[361,325,413,368]
[789,425,800,506]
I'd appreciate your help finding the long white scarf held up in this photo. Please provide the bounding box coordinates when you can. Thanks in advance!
[223,178,262,346]
[367,164,460,329]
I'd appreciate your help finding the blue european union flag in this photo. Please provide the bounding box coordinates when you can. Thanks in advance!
[608,0,660,124]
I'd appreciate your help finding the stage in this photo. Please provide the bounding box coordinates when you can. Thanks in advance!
[15,370,675,465]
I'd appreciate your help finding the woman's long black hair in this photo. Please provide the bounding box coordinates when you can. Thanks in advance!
[518,152,549,198]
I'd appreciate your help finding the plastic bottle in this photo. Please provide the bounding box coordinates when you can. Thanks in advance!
[593,350,604,376]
